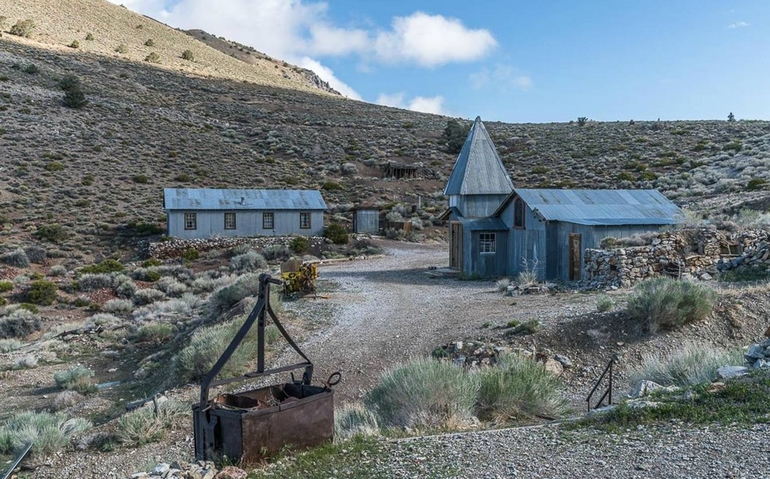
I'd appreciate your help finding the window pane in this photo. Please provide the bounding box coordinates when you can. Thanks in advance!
[479,233,495,253]
[300,212,311,229]
[184,212,197,230]
[224,212,236,230]
[263,212,274,229]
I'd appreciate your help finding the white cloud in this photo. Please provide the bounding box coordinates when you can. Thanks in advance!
[727,21,749,28]
[376,92,406,108]
[470,64,532,91]
[376,92,447,115]
[374,12,497,68]
[109,1,496,68]
[408,96,447,115]
[296,57,362,100]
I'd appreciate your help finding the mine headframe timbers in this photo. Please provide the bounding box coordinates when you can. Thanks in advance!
[193,273,340,463]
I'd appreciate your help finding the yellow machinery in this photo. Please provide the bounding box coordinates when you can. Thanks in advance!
[280,259,318,297]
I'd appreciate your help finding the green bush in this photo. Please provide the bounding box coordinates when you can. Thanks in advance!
[116,400,188,447]
[0,280,14,293]
[629,344,744,388]
[36,224,67,243]
[596,295,614,312]
[747,178,767,191]
[53,366,97,395]
[289,236,309,254]
[144,39,155,47]
[132,174,149,184]
[115,44,128,54]
[181,49,194,61]
[85,33,94,41]
[9,19,35,38]
[27,280,57,305]
[79,259,124,274]
[59,75,88,109]
[69,40,80,49]
[1,249,30,267]
[181,248,199,261]
[626,277,716,332]
[0,411,91,456]
[334,403,380,440]
[0,310,42,339]
[143,259,162,267]
[136,323,176,343]
[23,64,39,74]
[321,181,343,191]
[144,52,160,63]
[207,274,261,318]
[230,250,266,272]
[365,358,479,430]
[476,354,569,422]
[442,119,470,154]
[324,223,349,245]
[175,316,257,382]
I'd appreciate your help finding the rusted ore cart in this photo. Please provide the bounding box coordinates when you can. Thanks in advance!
[193,273,340,463]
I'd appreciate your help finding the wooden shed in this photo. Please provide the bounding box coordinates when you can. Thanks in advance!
[353,208,380,234]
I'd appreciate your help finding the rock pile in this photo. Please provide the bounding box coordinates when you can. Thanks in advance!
[130,462,247,479]
[585,228,769,288]
[743,337,770,370]
[718,241,770,276]
[432,340,570,376]
[148,235,327,259]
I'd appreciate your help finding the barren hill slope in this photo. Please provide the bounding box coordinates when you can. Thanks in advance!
[0,0,338,94]
[1,9,770,258]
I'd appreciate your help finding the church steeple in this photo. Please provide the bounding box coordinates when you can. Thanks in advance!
[443,117,514,196]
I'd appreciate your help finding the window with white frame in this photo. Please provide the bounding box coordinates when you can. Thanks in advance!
[263,212,274,229]
[300,212,311,229]
[224,212,236,230]
[479,233,496,253]
[184,212,197,230]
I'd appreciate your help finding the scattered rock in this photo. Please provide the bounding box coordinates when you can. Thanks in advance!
[544,358,564,376]
[717,365,749,379]
[215,467,248,479]
[554,354,572,369]
[630,380,663,399]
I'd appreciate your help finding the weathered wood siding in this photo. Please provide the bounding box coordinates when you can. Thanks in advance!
[354,210,380,234]
[450,194,508,218]
[167,210,324,239]
[499,197,547,279]
[550,222,665,281]
[462,229,508,277]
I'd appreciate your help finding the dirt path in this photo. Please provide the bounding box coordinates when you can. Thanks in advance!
[284,240,598,403]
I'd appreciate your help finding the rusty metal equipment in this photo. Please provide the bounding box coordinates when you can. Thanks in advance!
[281,259,318,297]
[193,273,339,464]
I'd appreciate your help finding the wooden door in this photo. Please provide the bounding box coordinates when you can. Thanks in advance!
[569,233,582,281]
[450,223,463,270]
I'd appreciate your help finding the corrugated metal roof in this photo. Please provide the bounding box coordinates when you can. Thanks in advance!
[503,189,682,226]
[459,217,509,231]
[443,117,514,196]
[164,188,327,211]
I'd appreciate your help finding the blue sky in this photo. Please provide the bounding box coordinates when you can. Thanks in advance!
[114,0,769,122]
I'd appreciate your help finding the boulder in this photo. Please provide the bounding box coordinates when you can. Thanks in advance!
[717,365,749,379]
[630,380,663,399]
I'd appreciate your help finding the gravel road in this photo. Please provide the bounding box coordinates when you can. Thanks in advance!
[286,240,517,402]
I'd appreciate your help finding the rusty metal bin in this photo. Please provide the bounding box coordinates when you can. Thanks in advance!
[193,273,339,464]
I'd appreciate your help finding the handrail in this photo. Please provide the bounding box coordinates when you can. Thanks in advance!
[2,442,32,479]
[586,357,614,412]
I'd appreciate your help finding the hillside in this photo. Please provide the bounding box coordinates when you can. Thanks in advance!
[1,2,770,259]
[0,0,339,94]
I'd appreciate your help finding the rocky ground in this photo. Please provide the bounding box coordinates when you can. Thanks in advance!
[2,240,769,478]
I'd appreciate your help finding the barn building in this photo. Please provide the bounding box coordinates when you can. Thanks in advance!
[441,117,683,281]
[164,188,327,239]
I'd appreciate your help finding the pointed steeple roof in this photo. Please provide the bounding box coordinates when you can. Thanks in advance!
[443,117,514,196]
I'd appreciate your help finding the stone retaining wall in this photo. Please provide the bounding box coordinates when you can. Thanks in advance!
[585,228,769,288]
[148,235,328,259]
